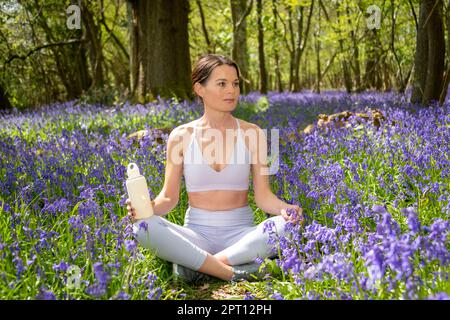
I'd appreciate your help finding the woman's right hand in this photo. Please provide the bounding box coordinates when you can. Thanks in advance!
[126,198,136,222]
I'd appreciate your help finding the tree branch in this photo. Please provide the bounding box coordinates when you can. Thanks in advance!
[408,0,419,31]
[3,39,85,67]
[234,0,254,33]
[100,0,129,60]
[196,0,211,51]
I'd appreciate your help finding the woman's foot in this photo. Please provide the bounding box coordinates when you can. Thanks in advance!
[172,263,214,284]
[230,262,266,282]
[173,262,267,284]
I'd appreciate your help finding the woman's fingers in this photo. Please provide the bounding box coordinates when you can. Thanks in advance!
[127,209,136,221]
[126,200,136,218]
[280,209,289,221]
[281,206,304,224]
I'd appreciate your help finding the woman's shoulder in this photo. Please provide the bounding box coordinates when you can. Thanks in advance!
[171,118,258,137]
[169,120,196,139]
[236,119,265,156]
[166,122,196,159]
[237,118,261,134]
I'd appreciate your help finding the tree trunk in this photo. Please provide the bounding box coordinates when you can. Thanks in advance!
[411,1,428,104]
[256,0,267,94]
[230,0,252,94]
[196,0,213,53]
[128,1,140,99]
[272,0,282,92]
[382,55,393,91]
[439,3,450,103]
[423,0,445,105]
[292,5,303,92]
[287,8,295,91]
[364,29,385,91]
[314,5,321,93]
[346,3,361,92]
[33,4,91,100]
[82,3,105,89]
[293,1,314,92]
[412,0,445,106]
[128,0,192,102]
[0,84,12,110]
[390,0,406,93]
[335,4,352,93]
[365,30,377,90]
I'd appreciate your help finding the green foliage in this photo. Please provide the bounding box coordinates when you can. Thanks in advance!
[0,0,422,109]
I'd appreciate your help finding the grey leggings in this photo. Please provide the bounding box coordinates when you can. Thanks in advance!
[132,205,288,270]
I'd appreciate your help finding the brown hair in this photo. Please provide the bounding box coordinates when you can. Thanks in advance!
[191,54,240,104]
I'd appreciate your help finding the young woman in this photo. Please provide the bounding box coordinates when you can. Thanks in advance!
[126,54,302,283]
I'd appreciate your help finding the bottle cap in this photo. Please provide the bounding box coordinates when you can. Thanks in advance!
[127,163,141,179]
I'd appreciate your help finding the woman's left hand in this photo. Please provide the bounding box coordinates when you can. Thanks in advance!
[280,204,304,224]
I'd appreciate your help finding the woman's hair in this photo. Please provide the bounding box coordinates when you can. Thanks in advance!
[191,54,240,104]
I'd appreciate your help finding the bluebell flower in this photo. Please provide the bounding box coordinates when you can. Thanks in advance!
[401,207,420,234]
[138,220,148,231]
[263,220,275,234]
[244,292,256,300]
[36,287,56,300]
[125,239,137,253]
[427,292,449,300]
[271,292,284,300]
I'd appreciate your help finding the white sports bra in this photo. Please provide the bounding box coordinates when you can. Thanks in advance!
[183,118,251,192]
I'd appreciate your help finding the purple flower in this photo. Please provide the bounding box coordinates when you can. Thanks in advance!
[26,255,37,266]
[3,91,450,301]
[53,261,69,273]
[125,239,137,253]
[271,292,284,300]
[86,262,111,298]
[372,204,387,214]
[113,291,130,300]
[428,292,450,300]
[244,292,256,300]
[263,220,276,234]
[138,220,148,231]
[306,291,320,300]
[254,257,264,265]
[147,287,162,300]
[401,207,420,234]
[36,287,56,300]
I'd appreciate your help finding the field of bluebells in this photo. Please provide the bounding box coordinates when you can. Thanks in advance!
[0,91,449,300]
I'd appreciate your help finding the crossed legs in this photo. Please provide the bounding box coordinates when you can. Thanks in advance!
[133,215,288,281]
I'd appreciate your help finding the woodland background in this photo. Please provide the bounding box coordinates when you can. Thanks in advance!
[1,0,449,110]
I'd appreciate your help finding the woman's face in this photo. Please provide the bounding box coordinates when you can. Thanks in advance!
[195,64,240,112]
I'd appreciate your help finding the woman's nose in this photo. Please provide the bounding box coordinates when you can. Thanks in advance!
[227,83,237,93]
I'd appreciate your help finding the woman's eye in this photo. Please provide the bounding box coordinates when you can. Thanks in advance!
[218,82,239,87]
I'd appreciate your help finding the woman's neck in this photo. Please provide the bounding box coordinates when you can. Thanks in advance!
[198,110,234,130]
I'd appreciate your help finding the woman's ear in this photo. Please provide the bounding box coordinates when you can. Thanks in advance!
[193,82,204,98]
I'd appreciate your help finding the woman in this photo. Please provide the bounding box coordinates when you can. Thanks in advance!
[126,54,302,283]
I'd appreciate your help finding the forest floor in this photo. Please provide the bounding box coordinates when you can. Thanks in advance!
[168,280,266,300]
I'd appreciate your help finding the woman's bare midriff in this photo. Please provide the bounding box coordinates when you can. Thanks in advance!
[187,190,248,211]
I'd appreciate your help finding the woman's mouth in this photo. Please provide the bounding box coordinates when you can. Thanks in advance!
[224,99,235,103]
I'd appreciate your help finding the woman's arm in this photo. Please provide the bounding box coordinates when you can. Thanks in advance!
[250,124,302,220]
[151,126,184,216]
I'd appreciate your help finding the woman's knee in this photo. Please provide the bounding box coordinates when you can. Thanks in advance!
[132,216,165,247]
[265,215,289,236]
